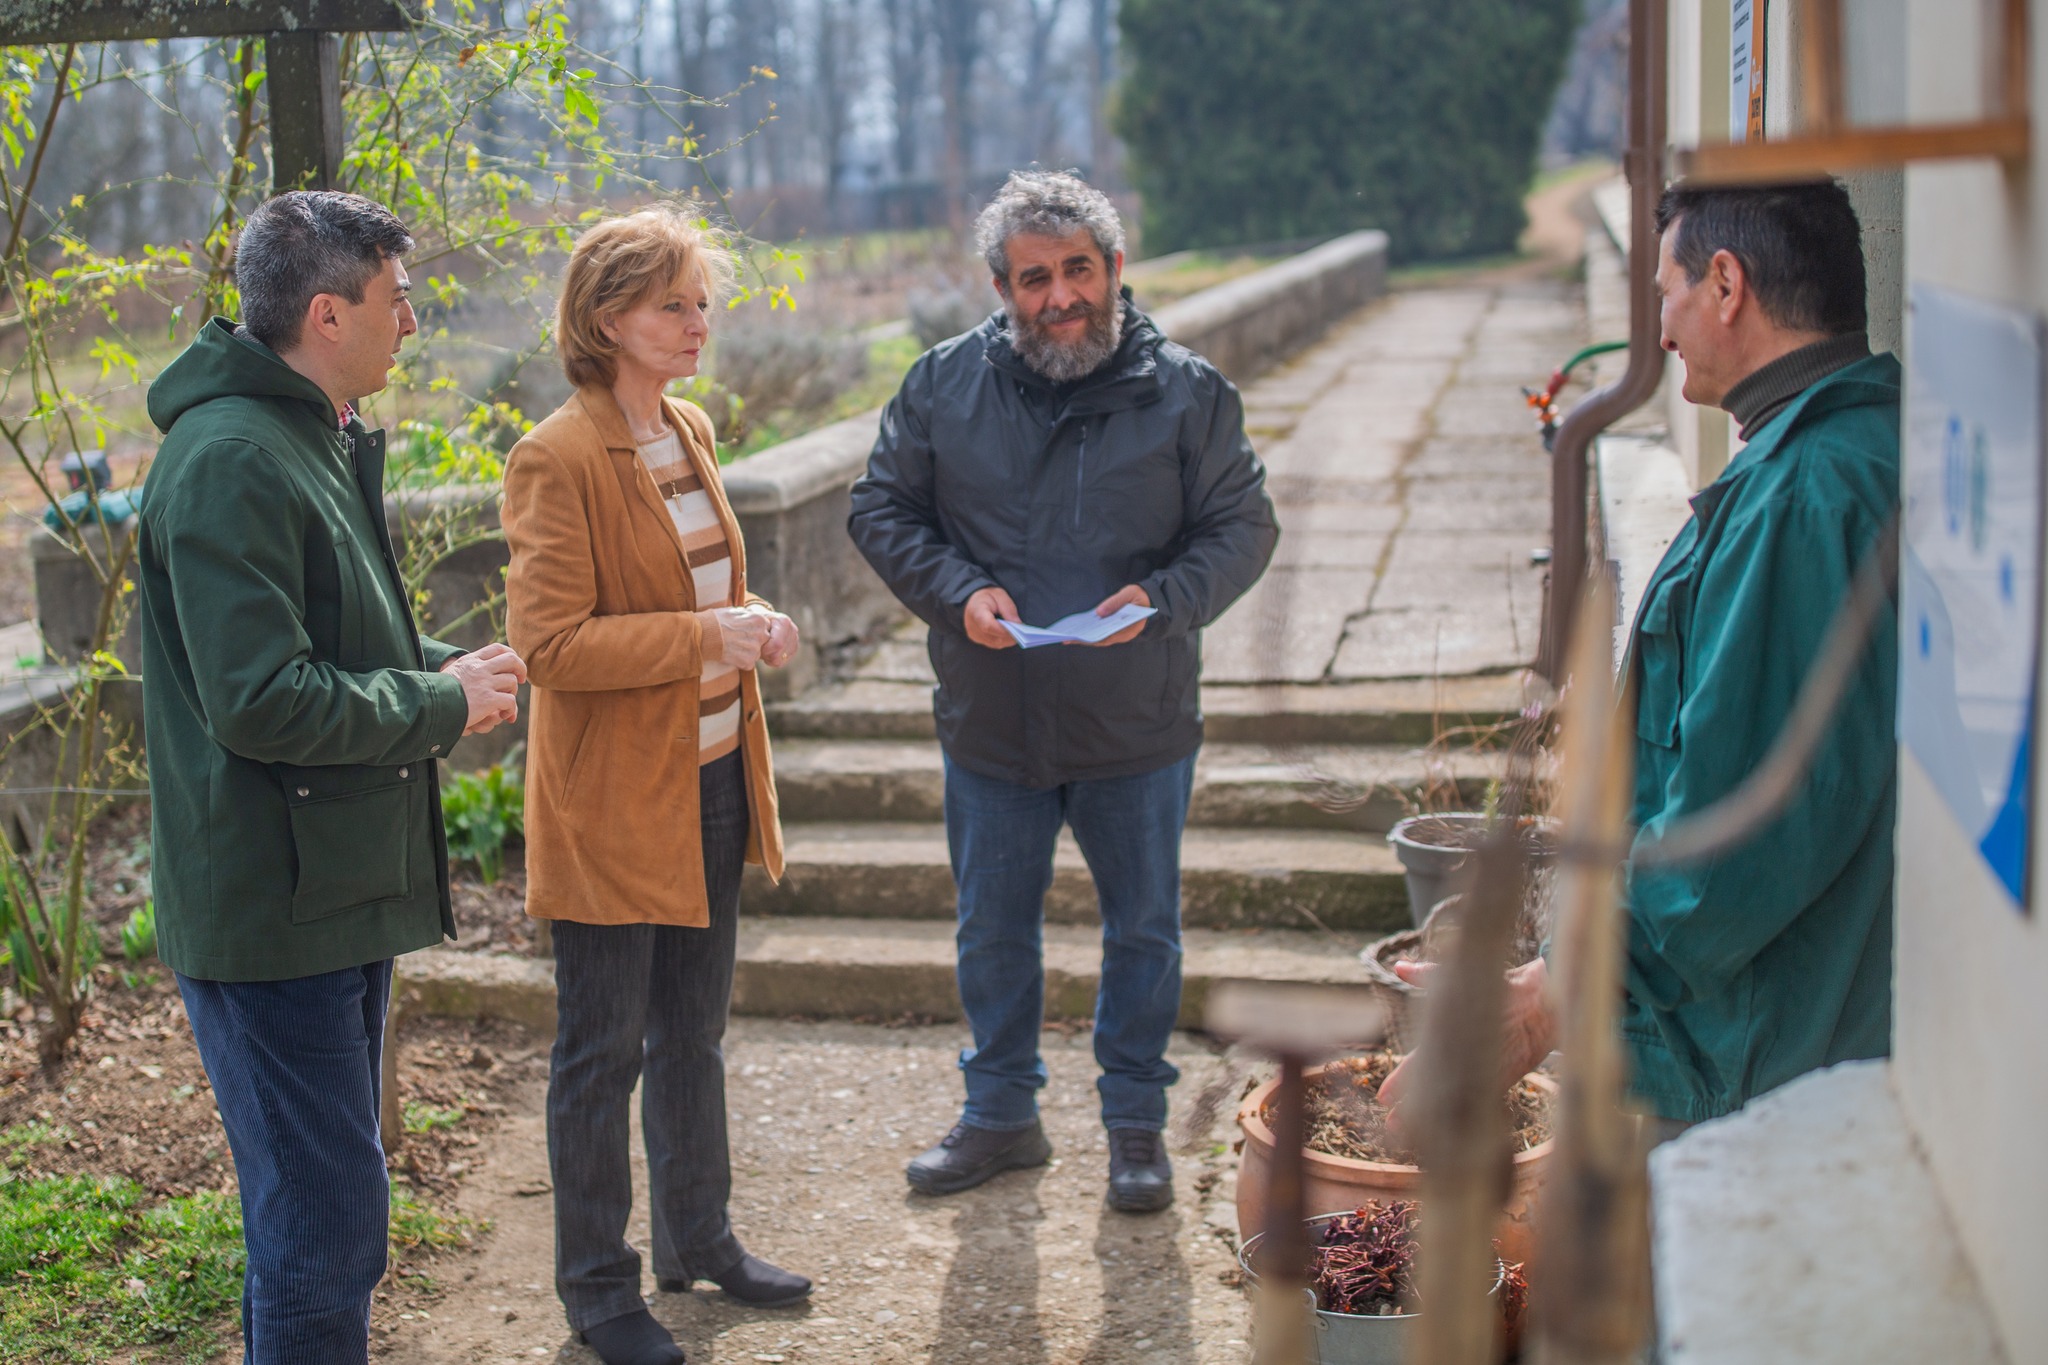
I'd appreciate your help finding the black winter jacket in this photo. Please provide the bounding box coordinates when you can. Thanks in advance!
[848,297,1279,787]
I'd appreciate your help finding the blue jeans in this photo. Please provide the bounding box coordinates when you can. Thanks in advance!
[177,960,393,1365]
[944,750,1197,1133]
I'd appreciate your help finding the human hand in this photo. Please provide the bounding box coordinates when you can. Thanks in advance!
[1375,957,1557,1118]
[963,586,1021,650]
[1080,583,1151,646]
[701,606,773,669]
[442,642,527,736]
[760,612,800,668]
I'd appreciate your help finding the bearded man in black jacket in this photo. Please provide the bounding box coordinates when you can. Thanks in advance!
[848,171,1279,1212]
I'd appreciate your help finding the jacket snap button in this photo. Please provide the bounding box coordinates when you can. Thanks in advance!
[296,786,310,797]
[398,767,411,779]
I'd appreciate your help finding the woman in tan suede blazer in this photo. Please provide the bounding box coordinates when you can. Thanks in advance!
[500,207,807,1365]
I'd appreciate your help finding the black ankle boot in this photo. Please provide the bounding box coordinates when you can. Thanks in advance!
[1106,1126,1173,1212]
[577,1307,685,1365]
[905,1119,1053,1196]
[657,1253,812,1308]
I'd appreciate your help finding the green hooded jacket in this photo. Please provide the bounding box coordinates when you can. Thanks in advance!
[1622,351,1900,1122]
[138,318,470,982]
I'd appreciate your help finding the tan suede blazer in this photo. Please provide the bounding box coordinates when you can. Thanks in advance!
[502,385,784,926]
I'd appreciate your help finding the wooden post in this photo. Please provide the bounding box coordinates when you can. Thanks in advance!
[1407,834,1525,1365]
[1203,981,1388,1365]
[1530,574,1651,1365]
[1253,1053,1316,1365]
[266,30,346,192]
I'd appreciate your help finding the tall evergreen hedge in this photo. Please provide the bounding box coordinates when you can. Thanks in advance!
[1116,0,1582,261]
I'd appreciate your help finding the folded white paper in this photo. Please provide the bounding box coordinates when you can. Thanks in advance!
[999,603,1158,649]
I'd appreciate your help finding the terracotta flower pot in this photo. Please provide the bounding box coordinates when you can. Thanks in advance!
[1234,1065,1557,1268]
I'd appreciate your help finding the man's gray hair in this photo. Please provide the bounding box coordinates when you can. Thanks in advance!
[235,190,415,352]
[974,170,1126,285]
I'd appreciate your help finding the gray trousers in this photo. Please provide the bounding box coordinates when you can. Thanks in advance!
[547,751,750,1332]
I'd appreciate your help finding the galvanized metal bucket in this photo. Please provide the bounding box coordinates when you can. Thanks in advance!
[1239,1214,1505,1365]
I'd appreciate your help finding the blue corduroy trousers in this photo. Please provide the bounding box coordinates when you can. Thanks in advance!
[177,959,393,1365]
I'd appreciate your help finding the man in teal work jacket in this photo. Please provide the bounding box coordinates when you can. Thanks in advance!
[1383,179,1898,1131]
[138,191,528,1363]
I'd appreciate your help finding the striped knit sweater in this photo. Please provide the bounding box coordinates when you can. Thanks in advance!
[636,426,740,762]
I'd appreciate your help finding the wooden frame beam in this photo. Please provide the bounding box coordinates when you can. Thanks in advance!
[0,1,414,45]
[1673,0,2029,184]
[1676,117,2032,183]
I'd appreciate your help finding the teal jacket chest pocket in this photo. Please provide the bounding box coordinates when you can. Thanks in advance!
[1632,567,1693,749]
[278,761,424,922]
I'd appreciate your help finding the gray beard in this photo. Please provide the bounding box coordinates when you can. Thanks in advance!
[1005,286,1126,383]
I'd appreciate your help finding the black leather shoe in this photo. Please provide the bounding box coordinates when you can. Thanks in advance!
[668,1253,811,1307]
[1106,1126,1173,1213]
[905,1119,1052,1195]
[577,1307,685,1365]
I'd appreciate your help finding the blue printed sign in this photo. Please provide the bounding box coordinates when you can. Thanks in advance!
[1899,283,2043,912]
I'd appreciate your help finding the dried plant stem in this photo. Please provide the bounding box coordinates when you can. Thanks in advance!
[1531,574,1650,1365]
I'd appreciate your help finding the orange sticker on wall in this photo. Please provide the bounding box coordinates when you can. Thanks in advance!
[1731,0,1768,142]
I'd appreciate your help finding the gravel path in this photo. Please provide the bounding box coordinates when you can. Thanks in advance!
[375,1018,1257,1365]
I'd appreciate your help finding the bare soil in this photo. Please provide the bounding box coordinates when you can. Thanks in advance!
[445,847,543,958]
[1273,1051,1553,1166]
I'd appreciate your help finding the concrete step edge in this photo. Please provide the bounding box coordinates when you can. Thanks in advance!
[771,737,1506,831]
[745,822,1416,935]
[396,918,1380,1031]
[770,677,1528,745]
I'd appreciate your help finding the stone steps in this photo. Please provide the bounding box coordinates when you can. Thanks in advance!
[742,821,1412,935]
[400,916,1377,1030]
[768,675,1528,747]
[772,737,1506,833]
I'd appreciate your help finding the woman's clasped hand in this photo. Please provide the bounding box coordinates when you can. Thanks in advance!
[701,604,798,670]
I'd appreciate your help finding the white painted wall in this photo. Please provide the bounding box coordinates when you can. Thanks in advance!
[1667,0,1737,485]
[1895,1,2048,1360]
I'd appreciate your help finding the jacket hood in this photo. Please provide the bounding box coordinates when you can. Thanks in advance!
[147,317,336,434]
[981,287,1164,392]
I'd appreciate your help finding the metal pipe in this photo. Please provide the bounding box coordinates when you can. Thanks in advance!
[1537,0,1671,682]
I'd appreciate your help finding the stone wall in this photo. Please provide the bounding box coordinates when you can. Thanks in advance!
[27,229,1393,760]
[1150,230,1389,385]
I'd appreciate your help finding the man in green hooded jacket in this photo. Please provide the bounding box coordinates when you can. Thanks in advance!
[1383,179,1898,1131]
[138,191,526,1363]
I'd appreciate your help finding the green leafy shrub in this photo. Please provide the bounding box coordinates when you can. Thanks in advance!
[120,900,156,962]
[441,762,525,884]
[1117,0,1581,261]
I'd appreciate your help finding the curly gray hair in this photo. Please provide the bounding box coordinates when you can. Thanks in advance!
[974,170,1127,286]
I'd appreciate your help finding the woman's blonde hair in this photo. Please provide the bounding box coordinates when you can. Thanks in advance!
[556,206,736,388]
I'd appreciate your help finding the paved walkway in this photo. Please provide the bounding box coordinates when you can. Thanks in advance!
[852,276,1583,693]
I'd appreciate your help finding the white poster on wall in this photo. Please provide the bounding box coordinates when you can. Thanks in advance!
[1899,283,2043,913]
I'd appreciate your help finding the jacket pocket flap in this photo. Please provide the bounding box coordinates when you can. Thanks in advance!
[1633,581,1685,748]
[278,761,424,805]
